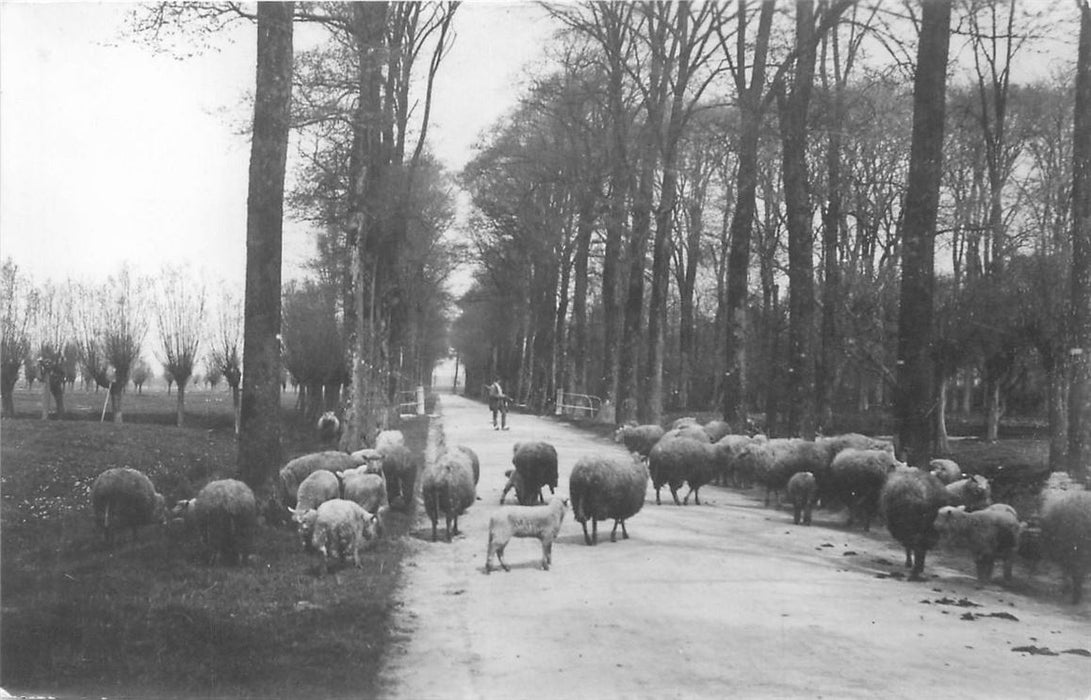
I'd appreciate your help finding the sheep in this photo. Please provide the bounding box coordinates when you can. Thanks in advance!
[340,470,388,519]
[278,451,365,507]
[569,454,648,545]
[671,416,700,429]
[613,423,666,460]
[349,448,385,474]
[828,448,903,531]
[379,443,419,509]
[647,436,715,506]
[288,469,342,547]
[455,445,481,486]
[928,458,962,485]
[701,419,733,443]
[511,441,559,505]
[661,424,713,444]
[375,429,405,452]
[190,479,258,566]
[316,411,341,446]
[879,467,950,580]
[711,434,754,487]
[309,499,379,575]
[754,439,828,507]
[945,475,992,512]
[499,468,523,505]
[786,472,817,525]
[485,496,568,573]
[1039,490,1091,603]
[934,503,1022,582]
[91,467,167,546]
[421,448,477,542]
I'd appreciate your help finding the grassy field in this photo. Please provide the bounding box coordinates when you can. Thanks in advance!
[1,386,429,699]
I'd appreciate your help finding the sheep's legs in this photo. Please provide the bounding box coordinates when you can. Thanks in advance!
[669,485,682,506]
[611,519,628,542]
[908,547,927,581]
[580,520,592,546]
[541,540,552,570]
[495,544,510,572]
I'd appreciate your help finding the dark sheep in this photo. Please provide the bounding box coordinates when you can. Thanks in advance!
[712,434,757,487]
[316,411,341,446]
[380,443,419,509]
[455,445,480,486]
[701,420,733,443]
[879,467,949,580]
[648,436,715,506]
[569,454,649,545]
[828,448,902,531]
[786,471,817,526]
[421,448,476,542]
[614,423,666,460]
[1039,490,1091,603]
[511,441,559,505]
[278,451,365,508]
[191,479,258,566]
[91,467,167,546]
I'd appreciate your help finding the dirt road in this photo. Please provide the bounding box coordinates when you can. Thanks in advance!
[379,393,1090,699]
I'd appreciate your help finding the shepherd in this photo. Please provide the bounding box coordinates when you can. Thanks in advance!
[487,376,509,431]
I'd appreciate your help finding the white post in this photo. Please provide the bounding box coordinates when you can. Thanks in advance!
[555,389,564,415]
[416,385,425,416]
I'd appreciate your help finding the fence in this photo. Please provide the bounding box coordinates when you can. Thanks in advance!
[396,386,426,417]
[554,389,602,420]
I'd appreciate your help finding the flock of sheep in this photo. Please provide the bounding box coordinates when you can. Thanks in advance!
[87,410,1090,604]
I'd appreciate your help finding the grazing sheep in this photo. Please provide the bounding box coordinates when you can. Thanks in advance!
[934,504,1021,582]
[91,467,167,546]
[928,458,962,485]
[340,470,388,520]
[455,445,480,485]
[309,499,379,575]
[485,496,568,573]
[614,423,666,460]
[511,441,559,505]
[375,429,405,452]
[945,475,992,512]
[647,436,715,506]
[191,479,258,565]
[712,434,754,487]
[316,411,341,445]
[421,448,477,542]
[289,469,342,546]
[1039,491,1091,603]
[879,467,949,580]
[702,420,733,443]
[828,448,902,531]
[380,443,418,509]
[786,471,817,525]
[279,451,365,507]
[569,454,648,545]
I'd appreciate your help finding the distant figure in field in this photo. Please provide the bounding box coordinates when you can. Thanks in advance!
[487,377,509,431]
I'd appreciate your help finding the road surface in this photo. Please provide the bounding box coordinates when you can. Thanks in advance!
[379,392,1090,700]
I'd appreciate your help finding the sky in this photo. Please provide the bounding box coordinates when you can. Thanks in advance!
[0,1,557,291]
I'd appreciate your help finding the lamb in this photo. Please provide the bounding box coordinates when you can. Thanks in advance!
[786,471,817,525]
[828,448,903,531]
[647,435,715,505]
[928,458,962,485]
[569,454,648,545]
[933,504,1021,582]
[485,496,568,573]
[91,467,167,546]
[190,479,258,565]
[289,469,342,546]
[701,419,733,443]
[511,441,559,505]
[421,448,477,541]
[879,467,950,580]
[379,443,419,509]
[309,499,379,575]
[945,475,992,512]
[613,423,666,460]
[316,411,341,446]
[1039,490,1091,603]
[278,451,365,507]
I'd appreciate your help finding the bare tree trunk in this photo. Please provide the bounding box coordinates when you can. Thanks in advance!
[571,196,594,393]
[895,0,951,467]
[1068,0,1091,481]
[619,162,654,423]
[238,1,293,487]
[176,381,186,428]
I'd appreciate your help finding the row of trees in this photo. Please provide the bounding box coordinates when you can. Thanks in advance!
[0,261,244,427]
[451,1,1090,477]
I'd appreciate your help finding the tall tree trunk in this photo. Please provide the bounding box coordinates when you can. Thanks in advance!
[818,53,845,433]
[778,0,819,439]
[645,162,679,425]
[619,162,654,423]
[1068,0,1091,481]
[571,195,594,392]
[722,0,775,427]
[679,200,703,411]
[895,0,951,467]
[238,1,294,488]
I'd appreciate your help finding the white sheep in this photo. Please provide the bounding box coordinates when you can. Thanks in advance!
[485,496,569,573]
[934,504,1022,582]
[339,470,388,526]
[90,467,167,546]
[786,471,817,526]
[309,499,379,575]
[945,475,992,511]
[289,470,341,546]
[374,429,405,452]
[278,451,365,507]
[928,458,962,485]
[614,423,666,461]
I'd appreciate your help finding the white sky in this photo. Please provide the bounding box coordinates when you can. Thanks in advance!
[0,1,556,290]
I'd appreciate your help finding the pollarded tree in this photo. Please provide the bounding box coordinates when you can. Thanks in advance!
[154,265,206,427]
[131,358,151,395]
[1,260,34,417]
[99,267,150,424]
[209,286,243,433]
[32,280,73,419]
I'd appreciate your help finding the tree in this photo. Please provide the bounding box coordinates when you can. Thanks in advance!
[154,265,206,427]
[209,286,243,433]
[99,267,150,424]
[238,1,294,489]
[1068,0,1091,480]
[1,260,33,417]
[34,280,73,419]
[895,0,953,467]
